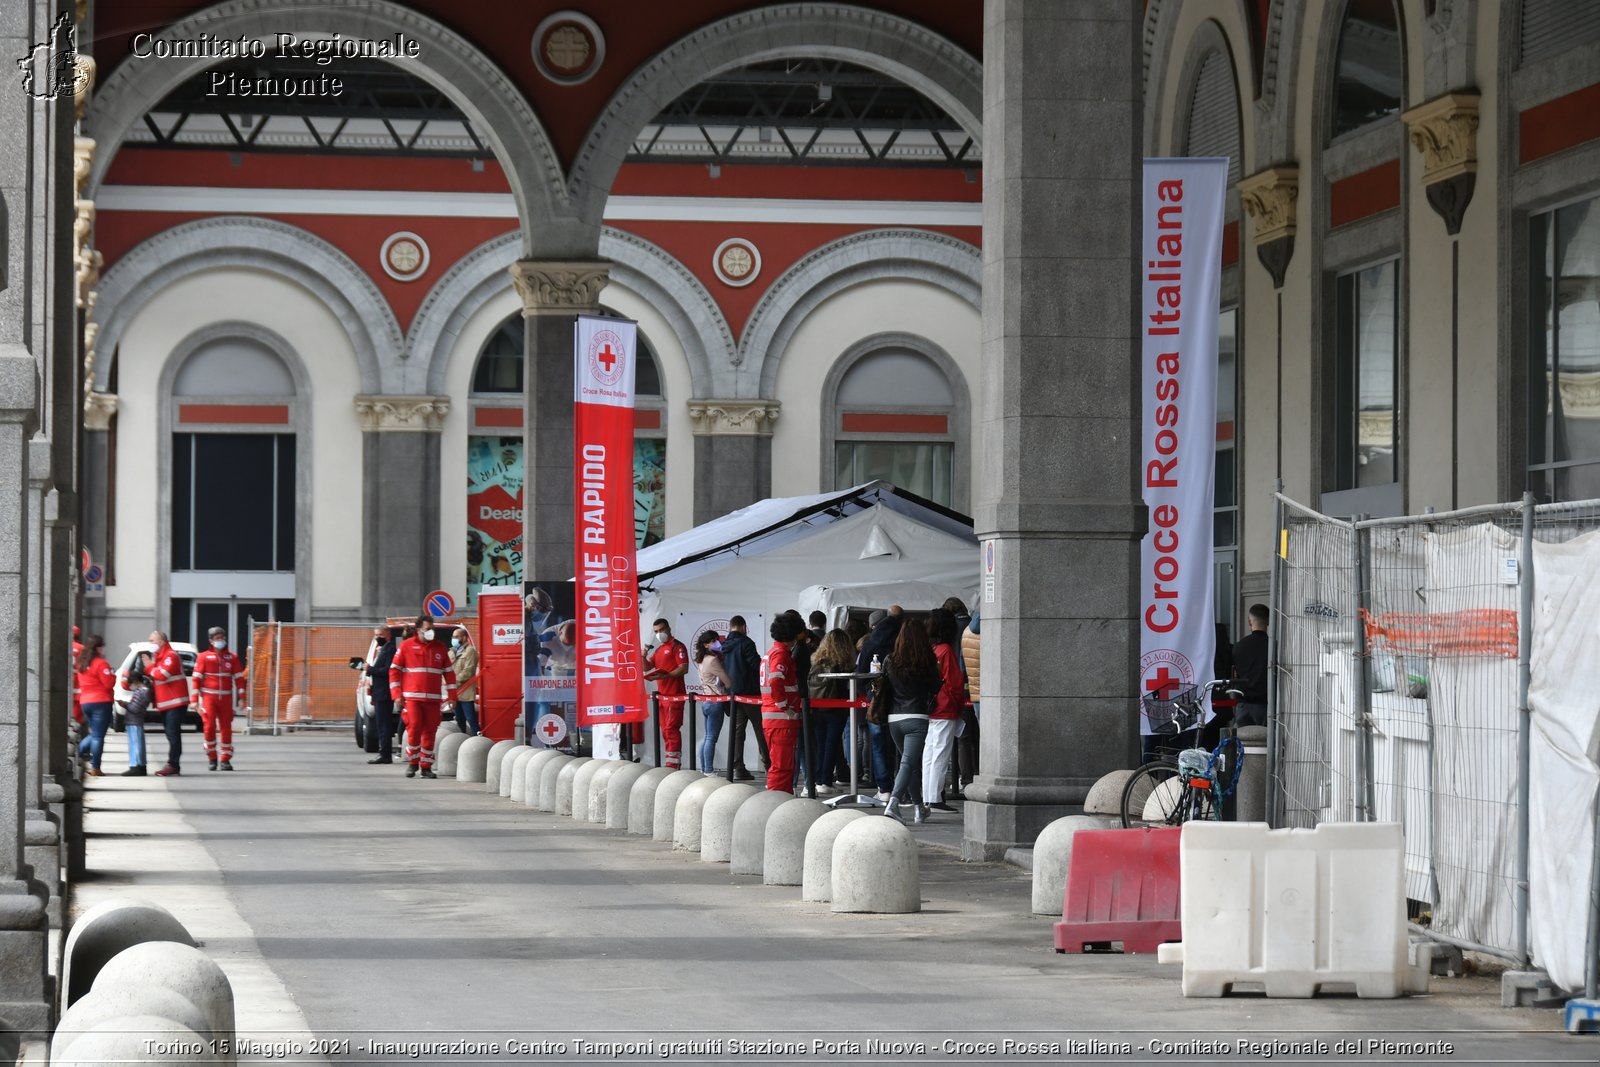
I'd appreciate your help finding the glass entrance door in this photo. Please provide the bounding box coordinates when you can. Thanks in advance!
[189,600,272,656]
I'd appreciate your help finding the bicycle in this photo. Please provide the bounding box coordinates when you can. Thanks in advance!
[1119,680,1245,828]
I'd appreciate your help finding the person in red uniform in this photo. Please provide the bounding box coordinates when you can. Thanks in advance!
[390,614,457,778]
[643,618,689,769]
[70,625,84,727]
[192,626,246,771]
[760,613,805,792]
[148,630,191,777]
[74,635,116,776]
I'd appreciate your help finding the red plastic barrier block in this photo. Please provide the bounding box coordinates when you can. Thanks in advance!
[1053,827,1181,955]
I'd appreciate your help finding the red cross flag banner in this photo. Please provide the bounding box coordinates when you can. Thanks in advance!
[1139,157,1228,733]
[573,314,649,727]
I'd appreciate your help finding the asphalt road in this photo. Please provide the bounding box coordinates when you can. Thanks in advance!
[74,730,1580,1065]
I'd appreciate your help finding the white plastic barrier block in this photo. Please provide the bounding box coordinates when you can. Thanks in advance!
[1176,821,1429,998]
[434,732,468,777]
[605,763,649,829]
[485,740,524,794]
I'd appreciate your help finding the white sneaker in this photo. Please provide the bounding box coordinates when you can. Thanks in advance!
[873,791,891,804]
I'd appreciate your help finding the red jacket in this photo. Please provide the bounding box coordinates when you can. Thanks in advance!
[76,656,116,705]
[193,648,247,708]
[932,643,964,719]
[148,644,191,712]
[389,636,458,703]
[760,642,800,720]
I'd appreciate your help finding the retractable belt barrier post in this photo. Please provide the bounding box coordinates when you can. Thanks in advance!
[800,693,817,799]
[651,692,661,768]
[687,694,697,771]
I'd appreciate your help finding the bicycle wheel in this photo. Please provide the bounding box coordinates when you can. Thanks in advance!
[1121,761,1185,828]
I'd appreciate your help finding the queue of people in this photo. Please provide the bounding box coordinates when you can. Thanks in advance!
[360,616,464,778]
[665,599,981,825]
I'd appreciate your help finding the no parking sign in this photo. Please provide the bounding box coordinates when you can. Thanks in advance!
[425,590,455,618]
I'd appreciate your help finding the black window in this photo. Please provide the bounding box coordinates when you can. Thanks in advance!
[1331,0,1403,137]
[172,433,295,571]
[1334,260,1400,490]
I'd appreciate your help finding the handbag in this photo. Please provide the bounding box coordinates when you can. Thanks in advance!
[867,678,891,726]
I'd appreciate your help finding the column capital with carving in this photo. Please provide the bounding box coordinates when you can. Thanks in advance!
[686,399,781,436]
[1403,91,1480,184]
[73,137,94,198]
[508,260,610,316]
[1237,165,1298,245]
[82,391,116,431]
[354,395,450,432]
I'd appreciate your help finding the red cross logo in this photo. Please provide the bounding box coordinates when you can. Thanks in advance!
[1145,666,1182,700]
[597,342,618,373]
[540,718,563,740]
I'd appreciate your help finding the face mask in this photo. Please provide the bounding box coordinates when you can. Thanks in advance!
[710,640,723,653]
[451,638,462,650]
[211,640,225,650]
[652,632,667,647]
[420,629,435,642]
[374,635,387,645]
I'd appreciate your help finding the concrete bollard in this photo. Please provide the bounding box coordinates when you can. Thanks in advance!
[700,783,761,862]
[93,941,235,1045]
[61,898,195,1010]
[522,750,564,806]
[1083,769,1137,816]
[570,759,604,821]
[485,740,523,794]
[673,777,733,852]
[556,757,593,816]
[53,988,219,1064]
[505,747,539,800]
[53,1017,213,1065]
[435,732,469,777]
[605,763,649,829]
[1234,726,1270,823]
[1031,814,1117,914]
[650,769,705,842]
[831,817,920,914]
[730,790,795,875]
[587,761,624,824]
[802,808,870,902]
[436,720,461,737]
[762,798,828,885]
[627,768,677,836]
[536,754,576,811]
[455,736,494,784]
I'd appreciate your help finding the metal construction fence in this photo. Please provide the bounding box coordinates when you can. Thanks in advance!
[246,622,374,734]
[1268,491,1600,993]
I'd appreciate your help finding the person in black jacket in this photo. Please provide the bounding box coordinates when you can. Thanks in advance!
[1230,604,1270,728]
[855,607,903,799]
[366,626,400,764]
[719,615,769,780]
[878,616,941,823]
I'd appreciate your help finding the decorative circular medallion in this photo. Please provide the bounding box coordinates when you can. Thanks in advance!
[712,237,761,287]
[532,11,605,86]
[380,231,430,282]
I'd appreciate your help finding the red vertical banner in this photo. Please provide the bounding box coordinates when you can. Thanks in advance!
[573,315,648,726]
[475,588,525,740]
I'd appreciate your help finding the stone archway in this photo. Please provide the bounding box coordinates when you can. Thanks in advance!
[566,3,982,229]
[85,0,572,255]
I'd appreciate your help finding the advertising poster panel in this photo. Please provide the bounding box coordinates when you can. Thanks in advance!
[524,580,577,748]
[467,435,524,605]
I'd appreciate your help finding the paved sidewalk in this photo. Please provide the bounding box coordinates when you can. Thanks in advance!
[73,729,1574,1065]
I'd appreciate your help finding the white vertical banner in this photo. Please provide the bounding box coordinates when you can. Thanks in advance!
[1139,158,1228,732]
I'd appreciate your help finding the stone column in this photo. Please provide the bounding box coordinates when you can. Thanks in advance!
[356,396,449,615]
[510,261,609,580]
[24,441,61,926]
[963,0,1144,861]
[0,360,49,1037]
[687,400,779,524]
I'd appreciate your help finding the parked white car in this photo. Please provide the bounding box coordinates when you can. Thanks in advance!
[112,641,201,732]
